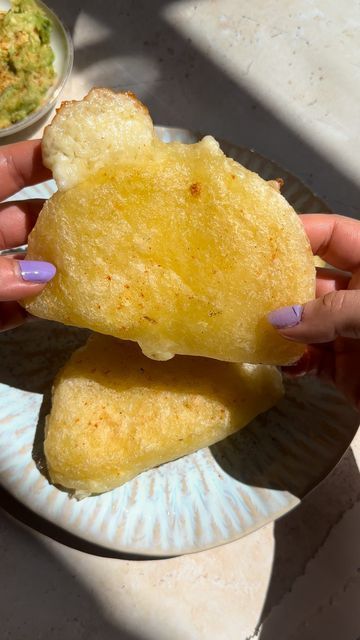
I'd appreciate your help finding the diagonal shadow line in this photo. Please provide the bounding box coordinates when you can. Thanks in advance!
[1,1,360,636]
[257,447,360,637]
[46,0,360,216]
[0,507,167,639]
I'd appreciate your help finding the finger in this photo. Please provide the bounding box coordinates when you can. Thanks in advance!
[299,213,360,272]
[0,140,51,201]
[283,345,334,379]
[315,267,350,297]
[282,342,360,409]
[0,301,27,332]
[0,256,56,301]
[0,199,44,250]
[268,290,360,343]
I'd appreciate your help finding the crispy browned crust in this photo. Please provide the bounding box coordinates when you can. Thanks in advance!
[267,177,284,192]
[42,88,149,149]
[123,90,150,114]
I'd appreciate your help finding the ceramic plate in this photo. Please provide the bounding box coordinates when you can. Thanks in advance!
[0,129,358,557]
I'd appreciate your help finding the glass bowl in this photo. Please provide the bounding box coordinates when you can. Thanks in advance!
[0,0,74,138]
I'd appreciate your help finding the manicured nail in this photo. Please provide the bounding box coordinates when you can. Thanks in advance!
[18,260,56,283]
[268,304,303,329]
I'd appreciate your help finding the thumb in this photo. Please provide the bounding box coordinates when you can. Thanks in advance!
[267,290,360,343]
[0,256,56,301]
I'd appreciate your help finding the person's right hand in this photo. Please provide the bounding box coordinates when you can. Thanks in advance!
[268,213,360,409]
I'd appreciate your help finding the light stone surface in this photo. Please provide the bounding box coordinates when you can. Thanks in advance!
[1,1,360,638]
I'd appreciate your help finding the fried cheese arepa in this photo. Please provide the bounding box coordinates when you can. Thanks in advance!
[24,89,315,365]
[45,334,283,495]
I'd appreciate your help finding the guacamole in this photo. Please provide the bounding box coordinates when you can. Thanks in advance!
[0,0,56,128]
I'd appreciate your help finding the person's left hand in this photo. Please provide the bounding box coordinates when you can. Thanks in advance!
[268,213,360,409]
[0,140,56,332]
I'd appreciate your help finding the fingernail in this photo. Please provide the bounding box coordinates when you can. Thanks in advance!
[18,260,56,283]
[268,304,303,329]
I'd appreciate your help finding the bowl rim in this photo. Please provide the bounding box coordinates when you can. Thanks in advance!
[0,0,74,138]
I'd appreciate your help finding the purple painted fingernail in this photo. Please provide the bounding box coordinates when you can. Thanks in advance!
[268,304,303,329]
[18,260,56,283]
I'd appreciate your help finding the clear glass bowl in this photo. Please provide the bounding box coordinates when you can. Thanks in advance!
[0,0,74,138]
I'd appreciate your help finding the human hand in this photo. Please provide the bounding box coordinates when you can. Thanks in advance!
[0,140,56,332]
[268,213,360,409]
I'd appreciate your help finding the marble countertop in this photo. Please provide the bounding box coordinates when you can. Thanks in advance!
[1,1,360,638]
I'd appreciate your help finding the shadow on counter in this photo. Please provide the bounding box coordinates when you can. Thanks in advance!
[210,373,360,636]
[1,1,360,638]
[256,447,360,638]
[41,0,360,218]
[1,0,359,215]
[0,506,157,640]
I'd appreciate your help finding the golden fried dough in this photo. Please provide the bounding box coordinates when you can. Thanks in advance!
[24,88,315,364]
[42,89,154,191]
[45,334,283,495]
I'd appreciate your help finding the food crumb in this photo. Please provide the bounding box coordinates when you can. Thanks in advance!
[189,182,201,196]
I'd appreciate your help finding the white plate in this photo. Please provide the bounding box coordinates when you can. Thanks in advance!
[0,129,358,557]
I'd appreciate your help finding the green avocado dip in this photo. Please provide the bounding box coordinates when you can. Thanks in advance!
[0,0,56,128]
